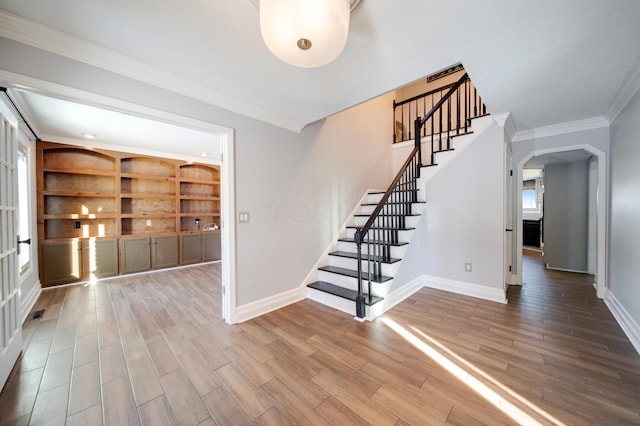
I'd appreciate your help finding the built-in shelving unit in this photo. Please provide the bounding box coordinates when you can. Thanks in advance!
[37,142,221,287]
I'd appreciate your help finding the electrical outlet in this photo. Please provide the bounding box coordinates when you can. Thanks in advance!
[146,219,152,226]
[74,221,81,229]
[465,262,472,272]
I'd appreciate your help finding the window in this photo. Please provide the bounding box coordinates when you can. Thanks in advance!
[17,144,31,274]
[522,189,537,210]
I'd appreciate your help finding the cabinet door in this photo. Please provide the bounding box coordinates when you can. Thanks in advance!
[85,238,118,279]
[120,237,151,274]
[42,240,83,286]
[203,232,221,262]
[152,235,178,269]
[180,234,201,265]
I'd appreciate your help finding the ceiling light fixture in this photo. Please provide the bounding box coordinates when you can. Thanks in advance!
[81,133,98,139]
[256,0,361,68]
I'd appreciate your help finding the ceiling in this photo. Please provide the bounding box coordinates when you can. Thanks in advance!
[9,90,223,162]
[1,0,640,150]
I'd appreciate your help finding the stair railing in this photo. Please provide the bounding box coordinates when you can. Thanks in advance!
[353,147,419,317]
[353,72,476,318]
[394,73,487,164]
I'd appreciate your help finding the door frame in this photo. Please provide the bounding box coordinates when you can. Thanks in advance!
[0,71,239,323]
[0,96,23,390]
[516,144,607,299]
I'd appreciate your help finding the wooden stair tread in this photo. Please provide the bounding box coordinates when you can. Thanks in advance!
[346,225,415,231]
[361,201,425,206]
[318,266,393,283]
[337,238,408,247]
[307,281,384,306]
[328,251,401,264]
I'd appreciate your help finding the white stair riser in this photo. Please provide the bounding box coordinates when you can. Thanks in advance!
[306,288,356,316]
[353,215,421,228]
[360,202,426,216]
[318,271,359,291]
[317,271,392,297]
[344,227,414,242]
[366,193,384,204]
[327,256,400,277]
[336,241,408,258]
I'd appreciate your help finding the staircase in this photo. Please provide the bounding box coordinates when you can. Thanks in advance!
[306,72,488,320]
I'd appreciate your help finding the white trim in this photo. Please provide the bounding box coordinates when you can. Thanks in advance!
[605,63,640,124]
[512,116,609,142]
[422,275,508,304]
[20,281,42,324]
[0,10,304,133]
[236,287,306,323]
[220,132,237,324]
[545,265,588,274]
[492,112,516,141]
[604,290,640,355]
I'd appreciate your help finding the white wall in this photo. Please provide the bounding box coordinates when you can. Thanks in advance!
[0,37,393,308]
[393,118,505,294]
[609,89,640,334]
[543,159,589,272]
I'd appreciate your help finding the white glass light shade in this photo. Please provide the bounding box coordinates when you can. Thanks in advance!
[260,0,351,68]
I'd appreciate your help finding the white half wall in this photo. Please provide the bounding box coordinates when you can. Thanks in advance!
[392,117,506,296]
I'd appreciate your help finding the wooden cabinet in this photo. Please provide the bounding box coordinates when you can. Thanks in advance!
[180,231,221,264]
[119,237,151,274]
[203,232,221,262]
[180,234,202,265]
[37,142,221,286]
[41,238,118,285]
[152,235,178,269]
[42,240,83,285]
[83,238,119,279]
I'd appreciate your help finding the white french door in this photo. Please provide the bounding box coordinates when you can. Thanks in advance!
[0,101,22,390]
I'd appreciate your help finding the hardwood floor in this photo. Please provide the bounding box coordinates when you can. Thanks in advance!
[1,251,639,425]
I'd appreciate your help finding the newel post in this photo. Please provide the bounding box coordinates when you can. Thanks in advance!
[354,227,365,318]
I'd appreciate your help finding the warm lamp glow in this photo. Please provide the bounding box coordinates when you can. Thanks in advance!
[259,0,352,68]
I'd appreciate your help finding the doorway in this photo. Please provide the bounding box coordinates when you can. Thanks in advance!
[0,77,238,324]
[515,145,607,299]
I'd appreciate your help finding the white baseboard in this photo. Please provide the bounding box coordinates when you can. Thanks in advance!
[367,276,425,320]
[422,275,507,304]
[604,290,640,356]
[21,281,42,324]
[235,286,306,323]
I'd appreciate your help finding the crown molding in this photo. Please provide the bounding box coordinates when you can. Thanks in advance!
[512,116,609,142]
[492,112,516,141]
[604,62,640,124]
[0,9,305,132]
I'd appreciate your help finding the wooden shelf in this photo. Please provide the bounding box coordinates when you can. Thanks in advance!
[179,195,220,201]
[121,213,176,219]
[179,212,221,217]
[179,177,220,185]
[42,190,116,198]
[43,167,116,177]
[38,142,221,286]
[120,172,176,181]
[120,193,176,199]
[43,214,117,220]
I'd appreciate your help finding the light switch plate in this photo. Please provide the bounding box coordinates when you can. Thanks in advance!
[239,211,250,223]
